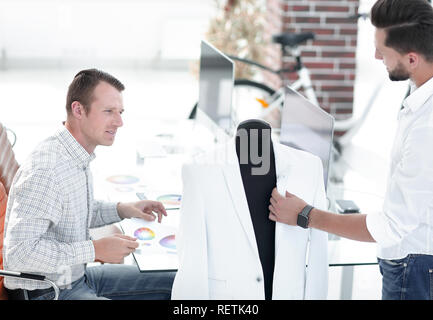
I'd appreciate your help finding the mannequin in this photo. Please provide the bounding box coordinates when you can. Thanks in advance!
[172,119,329,300]
[235,119,276,300]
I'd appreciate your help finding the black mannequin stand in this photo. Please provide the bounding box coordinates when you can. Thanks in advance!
[235,119,276,300]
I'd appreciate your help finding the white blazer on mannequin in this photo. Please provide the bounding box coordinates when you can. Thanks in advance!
[171,138,328,300]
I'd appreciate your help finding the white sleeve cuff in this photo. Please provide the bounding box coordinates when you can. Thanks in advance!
[366,212,395,249]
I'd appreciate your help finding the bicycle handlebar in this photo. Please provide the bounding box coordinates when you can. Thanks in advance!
[225,31,315,76]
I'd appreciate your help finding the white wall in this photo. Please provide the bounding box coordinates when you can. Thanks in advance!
[0,0,214,68]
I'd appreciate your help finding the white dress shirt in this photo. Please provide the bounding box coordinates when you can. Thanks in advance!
[3,126,121,290]
[366,76,433,260]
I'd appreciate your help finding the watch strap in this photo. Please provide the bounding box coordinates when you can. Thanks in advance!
[297,205,314,228]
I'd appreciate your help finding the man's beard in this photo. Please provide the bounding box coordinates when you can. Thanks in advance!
[388,61,410,81]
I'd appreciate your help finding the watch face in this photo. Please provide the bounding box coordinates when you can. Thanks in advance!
[297,214,308,228]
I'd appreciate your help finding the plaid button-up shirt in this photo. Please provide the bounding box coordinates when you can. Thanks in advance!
[3,126,121,290]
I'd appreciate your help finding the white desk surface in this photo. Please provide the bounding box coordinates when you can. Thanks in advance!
[90,119,382,271]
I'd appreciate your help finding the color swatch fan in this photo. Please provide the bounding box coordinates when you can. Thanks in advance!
[157,194,182,210]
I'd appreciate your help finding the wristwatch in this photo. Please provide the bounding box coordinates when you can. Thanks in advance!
[297,205,314,229]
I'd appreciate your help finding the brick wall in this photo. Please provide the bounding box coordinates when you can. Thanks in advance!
[264,0,284,89]
[265,0,360,129]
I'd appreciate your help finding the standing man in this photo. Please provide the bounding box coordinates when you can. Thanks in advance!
[3,69,175,300]
[269,0,433,300]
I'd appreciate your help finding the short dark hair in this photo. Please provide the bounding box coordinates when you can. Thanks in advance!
[66,68,125,116]
[371,0,433,62]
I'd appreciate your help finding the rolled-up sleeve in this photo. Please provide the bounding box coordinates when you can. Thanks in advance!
[366,126,433,248]
[90,200,121,228]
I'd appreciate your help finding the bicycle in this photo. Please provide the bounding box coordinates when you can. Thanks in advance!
[189,29,384,150]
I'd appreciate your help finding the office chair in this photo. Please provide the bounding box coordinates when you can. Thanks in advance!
[0,123,19,194]
[0,122,59,300]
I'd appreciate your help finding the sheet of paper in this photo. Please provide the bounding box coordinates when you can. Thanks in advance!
[120,216,179,271]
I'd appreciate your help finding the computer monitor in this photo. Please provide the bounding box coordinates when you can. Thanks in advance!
[279,86,335,190]
[196,40,235,139]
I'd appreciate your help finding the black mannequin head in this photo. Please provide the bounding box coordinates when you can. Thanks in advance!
[235,119,273,176]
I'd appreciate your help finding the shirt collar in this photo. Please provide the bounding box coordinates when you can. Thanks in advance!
[401,77,433,114]
[56,124,96,168]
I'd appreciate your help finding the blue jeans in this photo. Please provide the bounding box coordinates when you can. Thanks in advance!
[378,254,433,300]
[33,264,175,300]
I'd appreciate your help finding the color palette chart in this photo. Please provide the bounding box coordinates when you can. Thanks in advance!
[159,235,176,250]
[134,227,155,241]
[115,186,135,193]
[120,217,179,271]
[157,194,182,208]
[106,175,140,185]
[105,175,142,202]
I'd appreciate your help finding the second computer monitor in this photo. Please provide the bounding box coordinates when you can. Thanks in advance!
[196,40,235,137]
[279,86,335,191]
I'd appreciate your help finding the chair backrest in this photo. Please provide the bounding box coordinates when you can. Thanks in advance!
[0,122,18,300]
[0,122,19,195]
[0,181,8,300]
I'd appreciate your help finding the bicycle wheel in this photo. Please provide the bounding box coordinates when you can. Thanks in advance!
[232,79,284,128]
[188,79,279,121]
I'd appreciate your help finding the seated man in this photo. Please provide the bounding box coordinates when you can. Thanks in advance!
[3,69,175,300]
